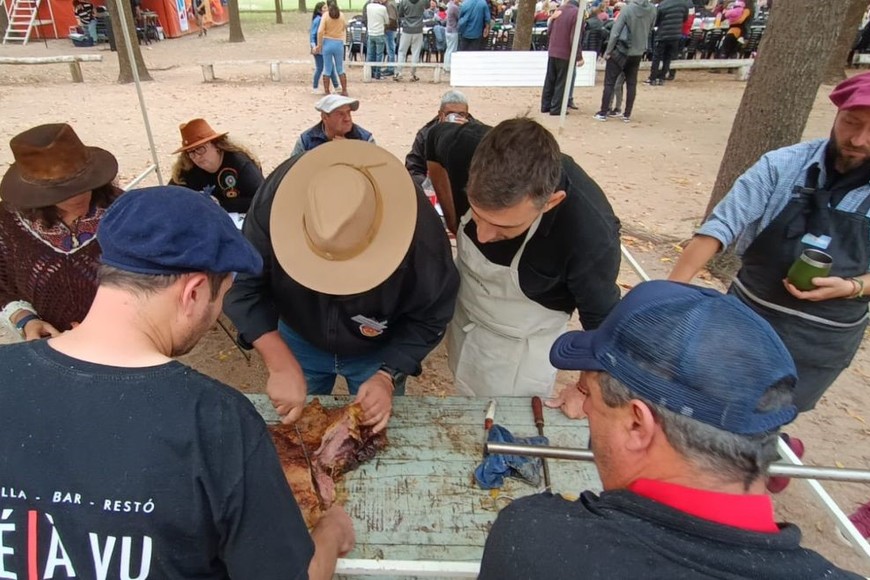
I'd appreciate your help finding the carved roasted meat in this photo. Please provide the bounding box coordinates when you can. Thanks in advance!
[268,400,388,527]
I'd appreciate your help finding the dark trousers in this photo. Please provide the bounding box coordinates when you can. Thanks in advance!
[541,56,570,113]
[718,33,739,58]
[459,36,484,51]
[649,38,680,81]
[598,54,642,116]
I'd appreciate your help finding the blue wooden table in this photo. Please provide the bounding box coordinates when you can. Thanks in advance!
[247,395,601,578]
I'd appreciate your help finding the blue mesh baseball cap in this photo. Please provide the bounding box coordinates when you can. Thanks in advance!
[550,281,798,435]
[98,186,263,276]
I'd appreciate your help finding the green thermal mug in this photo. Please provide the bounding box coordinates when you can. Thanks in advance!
[787,249,833,291]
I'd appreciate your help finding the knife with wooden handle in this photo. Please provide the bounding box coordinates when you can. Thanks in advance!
[532,396,552,492]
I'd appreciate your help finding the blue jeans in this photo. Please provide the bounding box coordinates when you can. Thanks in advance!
[367,35,386,78]
[444,31,458,71]
[384,29,397,75]
[312,53,339,88]
[278,321,407,395]
[322,38,345,77]
[87,19,98,43]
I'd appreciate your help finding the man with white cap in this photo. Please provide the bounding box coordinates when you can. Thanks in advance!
[479,281,862,579]
[290,95,376,157]
[0,186,354,579]
[225,140,459,433]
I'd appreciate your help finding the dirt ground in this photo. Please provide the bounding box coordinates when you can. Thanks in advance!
[1,12,868,575]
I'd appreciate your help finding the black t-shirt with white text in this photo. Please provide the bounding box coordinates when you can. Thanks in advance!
[0,340,313,579]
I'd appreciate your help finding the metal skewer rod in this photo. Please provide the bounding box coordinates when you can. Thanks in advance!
[485,442,870,483]
[216,316,252,362]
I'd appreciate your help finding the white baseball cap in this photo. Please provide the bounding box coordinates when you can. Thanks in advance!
[315,95,360,114]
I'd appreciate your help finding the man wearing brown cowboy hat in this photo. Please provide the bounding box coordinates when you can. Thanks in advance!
[0,123,122,341]
[169,118,265,217]
[224,140,458,431]
[290,95,376,157]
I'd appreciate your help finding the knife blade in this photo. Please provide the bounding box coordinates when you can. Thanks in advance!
[295,423,322,499]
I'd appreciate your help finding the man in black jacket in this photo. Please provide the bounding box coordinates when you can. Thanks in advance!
[225,141,459,433]
[427,118,621,398]
[480,281,861,580]
[646,0,689,85]
[404,90,473,187]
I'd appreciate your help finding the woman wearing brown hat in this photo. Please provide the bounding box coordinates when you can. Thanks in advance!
[0,123,122,340]
[169,118,264,216]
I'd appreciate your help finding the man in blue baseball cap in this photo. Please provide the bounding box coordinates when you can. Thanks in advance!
[479,280,861,579]
[0,186,354,579]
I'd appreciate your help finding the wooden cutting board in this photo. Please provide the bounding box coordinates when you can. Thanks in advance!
[247,395,600,569]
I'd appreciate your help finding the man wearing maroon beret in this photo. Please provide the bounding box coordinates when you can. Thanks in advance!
[669,73,870,530]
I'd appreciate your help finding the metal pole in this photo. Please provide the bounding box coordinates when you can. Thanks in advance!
[558,0,587,133]
[776,438,870,560]
[620,243,651,282]
[485,442,870,483]
[122,164,156,191]
[337,559,479,577]
[114,0,164,185]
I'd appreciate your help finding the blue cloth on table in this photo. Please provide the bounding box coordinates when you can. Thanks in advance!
[474,424,548,489]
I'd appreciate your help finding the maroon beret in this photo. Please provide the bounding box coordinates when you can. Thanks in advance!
[829,72,870,110]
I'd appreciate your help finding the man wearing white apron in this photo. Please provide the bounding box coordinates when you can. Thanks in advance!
[428,118,622,397]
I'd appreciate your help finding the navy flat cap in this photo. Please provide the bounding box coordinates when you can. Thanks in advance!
[98,186,263,276]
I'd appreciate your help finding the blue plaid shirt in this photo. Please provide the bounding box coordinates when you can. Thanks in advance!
[699,139,870,269]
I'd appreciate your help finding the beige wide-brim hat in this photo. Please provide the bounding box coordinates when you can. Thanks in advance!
[270,140,418,296]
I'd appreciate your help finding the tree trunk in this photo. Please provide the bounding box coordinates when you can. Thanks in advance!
[298,0,307,13]
[106,0,153,83]
[512,0,535,50]
[274,0,283,23]
[228,0,245,42]
[0,6,9,39]
[822,0,867,85]
[703,0,842,218]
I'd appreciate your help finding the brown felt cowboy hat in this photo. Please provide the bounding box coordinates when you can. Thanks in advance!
[0,123,118,210]
[270,140,418,295]
[173,118,228,154]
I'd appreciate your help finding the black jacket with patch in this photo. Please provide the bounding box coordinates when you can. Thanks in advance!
[224,155,459,376]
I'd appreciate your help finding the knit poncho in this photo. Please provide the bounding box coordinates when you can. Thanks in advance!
[0,203,104,331]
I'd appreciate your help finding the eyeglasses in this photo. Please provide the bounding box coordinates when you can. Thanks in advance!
[187,144,209,158]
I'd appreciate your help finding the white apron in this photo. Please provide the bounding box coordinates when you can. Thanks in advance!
[448,210,570,397]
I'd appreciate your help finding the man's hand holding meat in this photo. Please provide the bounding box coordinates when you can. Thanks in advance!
[225,141,458,429]
[355,370,394,433]
[308,506,357,579]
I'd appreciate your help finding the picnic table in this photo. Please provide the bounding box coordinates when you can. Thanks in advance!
[248,394,600,578]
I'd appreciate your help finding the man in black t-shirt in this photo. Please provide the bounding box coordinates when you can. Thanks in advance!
[404,89,474,187]
[426,118,621,398]
[0,186,354,579]
[479,281,861,580]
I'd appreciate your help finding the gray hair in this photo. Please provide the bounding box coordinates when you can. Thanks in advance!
[597,373,788,490]
[439,90,469,109]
